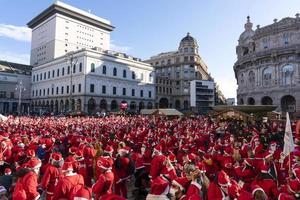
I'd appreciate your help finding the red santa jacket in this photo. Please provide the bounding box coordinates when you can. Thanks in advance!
[13,170,40,200]
[53,172,84,200]
[251,177,279,200]
[150,154,167,180]
[40,164,62,195]
[92,170,114,199]
[207,182,227,200]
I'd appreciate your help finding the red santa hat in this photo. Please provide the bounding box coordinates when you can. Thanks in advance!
[154,145,162,153]
[168,152,177,163]
[50,152,63,162]
[150,176,169,195]
[264,151,273,159]
[62,162,73,172]
[252,185,266,196]
[69,146,78,155]
[97,157,112,170]
[172,177,189,192]
[218,170,230,187]
[2,132,9,139]
[196,162,206,173]
[74,186,92,200]
[27,158,42,169]
[186,153,196,163]
[4,168,11,175]
[104,145,114,154]
[74,150,84,161]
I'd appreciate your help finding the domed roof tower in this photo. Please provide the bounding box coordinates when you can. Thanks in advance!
[179,32,199,54]
[236,16,255,58]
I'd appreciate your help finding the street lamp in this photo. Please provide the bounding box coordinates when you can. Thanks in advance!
[65,51,78,112]
[15,81,26,115]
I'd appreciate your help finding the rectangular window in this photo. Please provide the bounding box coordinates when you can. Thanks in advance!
[52,70,55,78]
[140,90,144,97]
[56,87,59,94]
[37,75,39,82]
[67,66,70,74]
[149,91,152,98]
[67,86,69,94]
[39,89,41,96]
[90,84,94,93]
[73,65,76,73]
[48,71,50,79]
[132,89,135,96]
[79,63,82,72]
[122,88,126,96]
[102,85,106,94]
[40,73,42,80]
[72,85,75,93]
[78,84,81,93]
[10,92,14,99]
[35,90,38,96]
[47,88,49,95]
[33,75,35,82]
[0,91,7,99]
[57,69,60,77]
[113,87,116,95]
[184,56,188,62]
[61,86,64,94]
[43,89,45,96]
[32,90,34,97]
[62,68,65,76]
[51,88,54,95]
[44,72,46,79]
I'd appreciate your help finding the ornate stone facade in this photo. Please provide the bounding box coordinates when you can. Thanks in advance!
[234,15,300,116]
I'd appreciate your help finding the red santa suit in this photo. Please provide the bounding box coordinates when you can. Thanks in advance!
[92,157,114,200]
[12,158,42,200]
[53,162,84,200]
[146,175,170,200]
[149,146,167,180]
[40,153,63,200]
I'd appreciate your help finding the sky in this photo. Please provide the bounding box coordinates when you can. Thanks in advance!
[0,0,299,99]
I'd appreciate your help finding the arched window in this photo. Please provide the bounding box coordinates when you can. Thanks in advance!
[282,64,293,86]
[123,70,127,78]
[102,65,106,74]
[113,68,117,76]
[262,67,272,87]
[91,63,95,72]
[248,71,255,88]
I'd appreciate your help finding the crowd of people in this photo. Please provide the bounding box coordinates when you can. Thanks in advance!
[0,114,298,200]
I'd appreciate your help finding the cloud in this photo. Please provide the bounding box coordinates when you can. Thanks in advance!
[0,51,30,65]
[0,24,31,42]
[110,40,132,53]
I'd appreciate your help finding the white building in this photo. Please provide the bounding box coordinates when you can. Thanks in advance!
[27,1,113,66]
[190,80,214,114]
[28,1,155,113]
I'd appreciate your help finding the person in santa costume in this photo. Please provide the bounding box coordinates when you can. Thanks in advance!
[114,145,135,198]
[146,174,171,200]
[149,145,167,180]
[95,145,114,179]
[12,157,42,200]
[207,170,231,200]
[169,177,190,200]
[40,152,64,200]
[92,156,114,199]
[53,161,85,200]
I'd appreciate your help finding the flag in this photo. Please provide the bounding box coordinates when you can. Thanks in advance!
[283,112,295,156]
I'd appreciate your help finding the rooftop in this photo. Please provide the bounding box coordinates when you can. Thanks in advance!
[0,60,32,75]
[27,1,114,31]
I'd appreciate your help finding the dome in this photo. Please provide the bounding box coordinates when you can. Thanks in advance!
[239,16,255,43]
[180,32,198,47]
